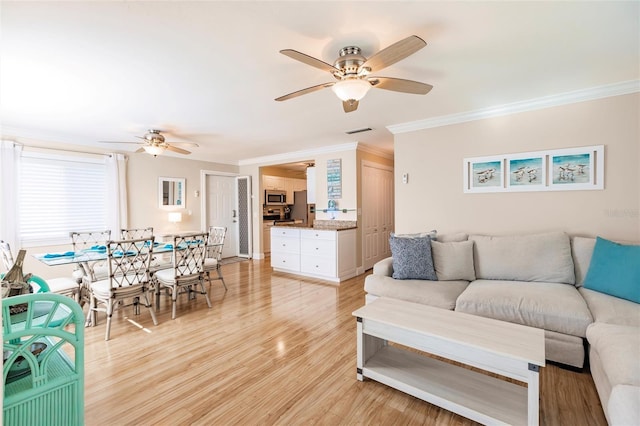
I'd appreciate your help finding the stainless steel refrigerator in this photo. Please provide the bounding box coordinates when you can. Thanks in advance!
[291,190,315,224]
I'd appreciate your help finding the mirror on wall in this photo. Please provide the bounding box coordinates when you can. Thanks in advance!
[159,177,185,209]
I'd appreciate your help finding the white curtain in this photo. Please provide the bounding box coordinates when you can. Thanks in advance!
[106,153,128,237]
[0,141,22,251]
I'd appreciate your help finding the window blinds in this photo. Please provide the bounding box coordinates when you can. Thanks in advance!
[18,152,108,247]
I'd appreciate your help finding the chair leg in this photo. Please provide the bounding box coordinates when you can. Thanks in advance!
[199,280,212,309]
[217,268,227,291]
[105,299,113,341]
[133,297,140,315]
[171,286,177,320]
[143,291,158,326]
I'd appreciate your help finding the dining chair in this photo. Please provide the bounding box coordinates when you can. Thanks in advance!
[87,236,158,340]
[120,227,154,240]
[0,240,79,300]
[154,232,211,320]
[203,226,227,291]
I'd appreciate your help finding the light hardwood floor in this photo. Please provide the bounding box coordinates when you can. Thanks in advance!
[83,258,607,425]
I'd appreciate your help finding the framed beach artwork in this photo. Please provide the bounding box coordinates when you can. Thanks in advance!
[548,145,604,191]
[464,145,604,194]
[506,153,546,192]
[463,156,504,193]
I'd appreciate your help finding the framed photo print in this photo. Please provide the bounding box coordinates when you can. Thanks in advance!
[506,153,546,191]
[549,145,604,191]
[463,156,504,193]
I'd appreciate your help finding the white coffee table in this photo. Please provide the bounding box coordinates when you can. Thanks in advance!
[353,298,545,425]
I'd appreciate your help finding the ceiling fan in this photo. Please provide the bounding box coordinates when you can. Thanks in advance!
[275,35,433,113]
[99,129,199,156]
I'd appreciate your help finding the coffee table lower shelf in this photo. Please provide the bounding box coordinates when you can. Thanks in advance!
[361,345,528,426]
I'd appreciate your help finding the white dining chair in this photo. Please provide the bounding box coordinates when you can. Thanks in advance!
[154,232,211,319]
[87,236,158,340]
[0,240,80,300]
[203,226,227,291]
[120,227,154,240]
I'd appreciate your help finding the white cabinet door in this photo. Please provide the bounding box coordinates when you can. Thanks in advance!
[306,167,316,203]
[263,224,271,254]
[294,178,307,192]
[264,175,286,190]
[284,178,295,204]
[270,227,300,271]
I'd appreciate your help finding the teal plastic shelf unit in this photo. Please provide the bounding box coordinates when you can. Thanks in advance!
[3,293,85,426]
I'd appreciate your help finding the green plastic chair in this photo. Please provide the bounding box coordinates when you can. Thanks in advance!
[3,293,85,426]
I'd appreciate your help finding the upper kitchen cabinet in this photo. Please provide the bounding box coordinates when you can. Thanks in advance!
[263,175,286,191]
[285,178,307,203]
[306,167,316,203]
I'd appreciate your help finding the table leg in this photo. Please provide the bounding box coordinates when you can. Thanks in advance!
[528,363,540,426]
[356,317,386,381]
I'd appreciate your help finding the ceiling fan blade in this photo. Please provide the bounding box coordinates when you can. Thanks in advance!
[165,145,191,155]
[99,141,142,145]
[134,147,145,153]
[368,77,433,95]
[280,49,342,75]
[275,82,335,102]
[167,141,199,148]
[360,35,426,73]
[343,100,359,113]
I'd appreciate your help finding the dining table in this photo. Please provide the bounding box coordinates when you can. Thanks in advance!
[33,238,222,325]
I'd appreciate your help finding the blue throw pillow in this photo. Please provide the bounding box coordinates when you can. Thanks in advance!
[583,237,640,303]
[389,235,437,280]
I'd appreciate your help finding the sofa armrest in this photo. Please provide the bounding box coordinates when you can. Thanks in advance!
[372,257,393,276]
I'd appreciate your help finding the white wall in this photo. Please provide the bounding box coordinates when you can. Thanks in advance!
[394,93,640,241]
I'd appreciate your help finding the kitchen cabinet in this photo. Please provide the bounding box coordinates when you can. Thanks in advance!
[306,167,316,203]
[285,178,307,204]
[263,175,285,191]
[270,226,356,282]
[270,227,300,272]
[263,222,273,254]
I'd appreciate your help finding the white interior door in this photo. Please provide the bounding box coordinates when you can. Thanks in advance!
[362,162,394,270]
[206,174,238,258]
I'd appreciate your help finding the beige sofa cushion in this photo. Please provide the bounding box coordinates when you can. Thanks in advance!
[455,279,592,337]
[579,287,640,327]
[364,274,468,310]
[571,236,596,286]
[431,240,476,281]
[469,232,575,284]
[608,385,640,426]
[587,322,640,387]
[437,233,469,243]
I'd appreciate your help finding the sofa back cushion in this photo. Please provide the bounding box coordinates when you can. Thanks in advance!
[431,240,476,281]
[469,232,575,284]
[571,236,596,287]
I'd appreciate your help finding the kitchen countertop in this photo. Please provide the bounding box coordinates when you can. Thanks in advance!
[271,224,357,231]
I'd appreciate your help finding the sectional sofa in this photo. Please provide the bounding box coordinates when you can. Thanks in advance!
[364,231,639,425]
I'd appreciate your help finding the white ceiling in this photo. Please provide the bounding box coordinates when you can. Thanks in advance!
[1,1,638,165]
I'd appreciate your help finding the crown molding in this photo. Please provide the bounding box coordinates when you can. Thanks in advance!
[239,142,359,166]
[387,80,640,135]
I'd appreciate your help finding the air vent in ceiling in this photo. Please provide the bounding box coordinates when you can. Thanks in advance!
[345,127,373,135]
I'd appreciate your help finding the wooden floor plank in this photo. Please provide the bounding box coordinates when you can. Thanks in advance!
[83,258,607,425]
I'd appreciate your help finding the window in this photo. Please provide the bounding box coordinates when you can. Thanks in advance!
[18,151,108,247]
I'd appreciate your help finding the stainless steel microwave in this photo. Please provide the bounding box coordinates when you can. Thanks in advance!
[265,190,287,205]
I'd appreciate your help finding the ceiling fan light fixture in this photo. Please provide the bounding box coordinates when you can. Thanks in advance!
[331,79,371,102]
[143,145,166,156]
